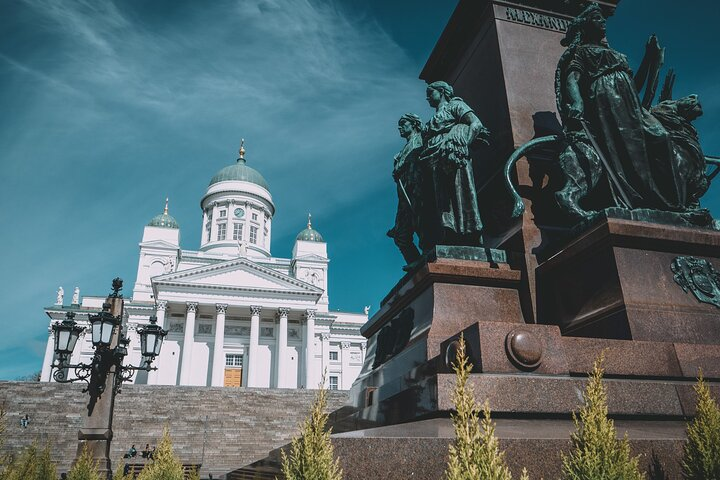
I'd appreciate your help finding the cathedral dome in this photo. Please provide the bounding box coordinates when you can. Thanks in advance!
[208,142,269,190]
[148,199,179,229]
[296,215,324,242]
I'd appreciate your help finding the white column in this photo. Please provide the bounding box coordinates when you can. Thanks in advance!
[360,342,367,364]
[40,326,54,382]
[210,304,228,387]
[179,302,198,385]
[148,301,167,385]
[247,305,261,387]
[275,308,290,388]
[340,341,351,389]
[320,333,330,387]
[304,309,316,389]
[210,203,219,242]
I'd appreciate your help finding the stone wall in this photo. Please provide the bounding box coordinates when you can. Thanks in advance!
[0,381,348,477]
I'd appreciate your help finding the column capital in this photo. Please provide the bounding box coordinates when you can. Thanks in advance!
[320,333,331,341]
[215,303,228,314]
[186,302,199,313]
[250,305,262,316]
[360,342,367,351]
[340,341,351,349]
[277,307,290,318]
[155,300,168,311]
[305,309,316,321]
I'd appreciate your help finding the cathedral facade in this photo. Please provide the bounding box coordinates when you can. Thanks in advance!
[40,145,367,390]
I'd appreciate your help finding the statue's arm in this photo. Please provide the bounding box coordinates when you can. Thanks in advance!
[461,111,490,144]
[565,71,584,127]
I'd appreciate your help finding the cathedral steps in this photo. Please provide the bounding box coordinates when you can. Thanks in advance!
[0,381,348,477]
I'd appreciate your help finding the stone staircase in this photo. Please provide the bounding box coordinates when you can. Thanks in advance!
[0,382,348,477]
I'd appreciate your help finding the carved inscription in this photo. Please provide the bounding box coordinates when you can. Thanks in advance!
[504,7,569,32]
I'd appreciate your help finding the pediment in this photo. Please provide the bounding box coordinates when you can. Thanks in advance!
[152,257,322,295]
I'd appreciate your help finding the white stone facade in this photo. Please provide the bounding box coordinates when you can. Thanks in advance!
[41,149,367,390]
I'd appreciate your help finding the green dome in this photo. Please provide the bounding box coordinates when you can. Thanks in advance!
[296,215,324,242]
[209,158,269,190]
[148,212,179,229]
[148,199,179,229]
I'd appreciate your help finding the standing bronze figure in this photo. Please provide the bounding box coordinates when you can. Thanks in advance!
[388,114,426,269]
[557,3,681,212]
[420,81,489,247]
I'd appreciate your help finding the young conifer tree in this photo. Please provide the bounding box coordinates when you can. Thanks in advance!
[136,427,185,480]
[112,459,131,480]
[2,441,57,480]
[67,443,102,480]
[561,353,644,480]
[280,373,342,480]
[0,406,7,477]
[681,369,720,479]
[445,334,526,480]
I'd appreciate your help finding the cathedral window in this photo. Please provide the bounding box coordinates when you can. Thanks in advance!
[217,223,227,241]
[250,226,258,244]
[225,353,243,367]
[219,210,227,218]
[329,351,338,361]
[252,213,258,221]
[329,376,339,390]
[233,223,243,241]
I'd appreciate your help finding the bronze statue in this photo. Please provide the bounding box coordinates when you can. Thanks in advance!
[420,81,489,247]
[387,114,425,269]
[558,3,681,211]
[503,4,717,228]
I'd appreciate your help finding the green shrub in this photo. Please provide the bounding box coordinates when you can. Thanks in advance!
[280,374,342,480]
[136,427,185,480]
[445,334,529,480]
[1,441,57,480]
[682,369,720,479]
[67,443,102,480]
[561,353,644,480]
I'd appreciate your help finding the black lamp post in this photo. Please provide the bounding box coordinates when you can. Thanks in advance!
[48,278,167,477]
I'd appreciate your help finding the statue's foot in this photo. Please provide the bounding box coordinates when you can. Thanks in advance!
[402,256,426,272]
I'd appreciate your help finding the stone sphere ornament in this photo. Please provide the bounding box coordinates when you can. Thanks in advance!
[444,339,476,372]
[505,328,543,370]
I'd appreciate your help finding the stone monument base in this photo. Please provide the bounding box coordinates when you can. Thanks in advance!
[537,217,720,343]
[232,231,720,479]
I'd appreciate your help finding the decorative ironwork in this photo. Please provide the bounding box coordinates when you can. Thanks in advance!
[49,278,167,396]
[671,256,720,308]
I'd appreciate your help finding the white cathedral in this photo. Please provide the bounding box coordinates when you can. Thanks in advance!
[40,144,368,390]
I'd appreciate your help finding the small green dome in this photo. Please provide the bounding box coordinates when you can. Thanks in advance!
[148,213,179,229]
[148,199,179,229]
[296,215,324,242]
[209,158,269,190]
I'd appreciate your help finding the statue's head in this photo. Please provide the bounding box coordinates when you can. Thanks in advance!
[398,113,422,138]
[426,81,454,107]
[561,3,605,47]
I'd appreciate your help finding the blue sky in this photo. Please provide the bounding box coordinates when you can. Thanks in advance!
[1,0,718,380]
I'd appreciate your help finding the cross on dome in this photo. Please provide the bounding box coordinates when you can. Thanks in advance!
[238,138,246,162]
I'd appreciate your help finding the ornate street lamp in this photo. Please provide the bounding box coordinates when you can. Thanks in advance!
[52,311,84,356]
[47,278,168,479]
[138,315,167,359]
[89,303,120,347]
[49,278,168,394]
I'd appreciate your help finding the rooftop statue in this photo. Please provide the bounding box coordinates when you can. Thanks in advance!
[420,81,489,247]
[503,3,718,227]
